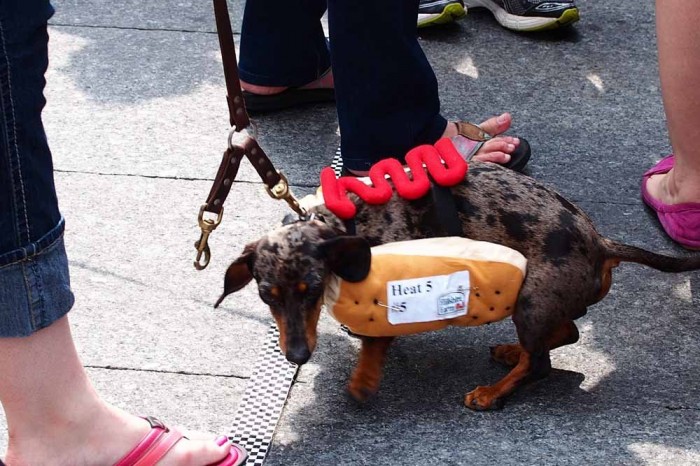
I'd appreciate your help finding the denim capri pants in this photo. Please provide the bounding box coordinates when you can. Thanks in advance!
[0,0,74,337]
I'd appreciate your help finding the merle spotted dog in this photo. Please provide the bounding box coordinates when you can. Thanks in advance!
[215,161,700,410]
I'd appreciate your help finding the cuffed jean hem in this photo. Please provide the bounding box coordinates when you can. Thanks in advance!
[341,114,448,172]
[0,216,65,267]
[0,230,74,337]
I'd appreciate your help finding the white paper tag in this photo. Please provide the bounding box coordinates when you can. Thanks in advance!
[386,271,470,325]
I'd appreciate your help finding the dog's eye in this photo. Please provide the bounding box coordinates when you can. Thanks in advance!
[302,282,323,298]
[259,284,282,305]
[297,282,308,293]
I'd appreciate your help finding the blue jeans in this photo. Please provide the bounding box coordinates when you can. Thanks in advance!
[239,0,448,171]
[0,0,74,337]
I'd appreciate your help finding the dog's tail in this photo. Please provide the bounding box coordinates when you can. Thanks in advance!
[603,239,700,273]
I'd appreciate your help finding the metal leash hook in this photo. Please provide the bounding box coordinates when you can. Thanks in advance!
[192,125,248,271]
[196,0,309,271]
[229,123,307,219]
[230,120,306,217]
[194,121,308,270]
[194,204,224,270]
[265,170,308,218]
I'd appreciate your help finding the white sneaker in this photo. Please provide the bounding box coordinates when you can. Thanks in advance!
[463,0,579,32]
[418,0,467,28]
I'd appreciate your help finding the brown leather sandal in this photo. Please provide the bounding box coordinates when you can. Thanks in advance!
[451,121,531,172]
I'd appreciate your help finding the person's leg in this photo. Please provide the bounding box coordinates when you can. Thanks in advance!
[1,318,231,465]
[239,0,332,93]
[328,0,445,171]
[0,2,231,464]
[645,0,700,206]
[328,0,521,173]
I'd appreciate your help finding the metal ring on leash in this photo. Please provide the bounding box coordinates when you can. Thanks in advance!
[228,121,259,150]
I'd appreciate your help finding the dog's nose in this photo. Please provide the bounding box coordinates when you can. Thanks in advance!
[286,346,311,365]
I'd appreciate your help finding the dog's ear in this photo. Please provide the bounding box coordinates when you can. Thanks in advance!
[319,236,371,282]
[214,241,258,308]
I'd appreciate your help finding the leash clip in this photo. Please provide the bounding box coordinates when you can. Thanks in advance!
[194,204,224,270]
[265,170,308,218]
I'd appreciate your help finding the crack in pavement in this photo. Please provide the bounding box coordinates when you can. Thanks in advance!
[48,21,230,36]
[54,168,321,188]
[54,169,641,202]
[85,364,311,384]
[85,364,250,380]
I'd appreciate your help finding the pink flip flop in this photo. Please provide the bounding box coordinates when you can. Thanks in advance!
[641,155,700,250]
[113,417,247,466]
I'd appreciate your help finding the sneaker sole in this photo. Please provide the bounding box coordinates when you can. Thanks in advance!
[464,0,579,31]
[417,3,468,28]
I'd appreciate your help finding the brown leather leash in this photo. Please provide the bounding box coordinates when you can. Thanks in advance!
[194,0,306,270]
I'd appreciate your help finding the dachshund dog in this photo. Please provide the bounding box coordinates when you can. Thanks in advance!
[215,161,700,410]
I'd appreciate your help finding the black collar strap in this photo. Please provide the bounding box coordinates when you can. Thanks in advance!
[343,218,357,236]
[429,174,462,237]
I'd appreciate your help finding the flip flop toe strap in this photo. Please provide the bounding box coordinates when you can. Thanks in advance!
[133,429,184,466]
[114,417,184,466]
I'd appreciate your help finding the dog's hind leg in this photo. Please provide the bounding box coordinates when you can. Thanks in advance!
[464,320,580,410]
[490,343,523,367]
[348,336,395,403]
[490,320,580,367]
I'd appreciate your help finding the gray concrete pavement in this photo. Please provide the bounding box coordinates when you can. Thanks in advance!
[2,0,699,464]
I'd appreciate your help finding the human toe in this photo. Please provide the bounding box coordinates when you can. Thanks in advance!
[163,436,232,466]
[478,113,513,136]
[478,138,517,155]
[471,151,511,165]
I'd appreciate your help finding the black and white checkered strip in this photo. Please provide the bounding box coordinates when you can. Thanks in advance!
[330,146,343,177]
[229,325,298,466]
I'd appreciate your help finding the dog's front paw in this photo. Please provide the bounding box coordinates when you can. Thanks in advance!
[464,386,505,411]
[348,373,380,403]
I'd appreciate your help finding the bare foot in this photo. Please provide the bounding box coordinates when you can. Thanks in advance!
[443,112,521,165]
[4,404,231,466]
[343,113,521,176]
[241,69,334,95]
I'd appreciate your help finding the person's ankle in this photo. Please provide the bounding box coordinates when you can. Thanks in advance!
[442,122,458,139]
[299,69,334,90]
[346,168,369,176]
[5,402,145,466]
[240,69,334,96]
[239,80,288,95]
[654,167,700,204]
